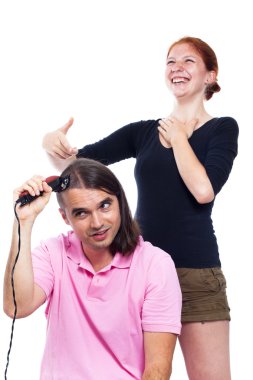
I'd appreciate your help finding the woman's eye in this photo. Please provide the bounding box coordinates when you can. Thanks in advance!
[166,60,174,65]
[185,59,194,63]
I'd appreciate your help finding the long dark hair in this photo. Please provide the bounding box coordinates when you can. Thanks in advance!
[57,158,140,255]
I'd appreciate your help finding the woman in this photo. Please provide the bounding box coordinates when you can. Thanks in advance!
[43,37,238,379]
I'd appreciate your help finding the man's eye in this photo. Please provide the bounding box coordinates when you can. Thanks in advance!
[75,211,86,217]
[101,202,111,210]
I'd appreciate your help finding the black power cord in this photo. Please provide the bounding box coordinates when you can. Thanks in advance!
[4,202,21,379]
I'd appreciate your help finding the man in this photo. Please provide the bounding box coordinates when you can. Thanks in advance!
[4,158,182,380]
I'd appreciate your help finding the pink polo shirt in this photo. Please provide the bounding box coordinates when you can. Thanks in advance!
[32,232,182,380]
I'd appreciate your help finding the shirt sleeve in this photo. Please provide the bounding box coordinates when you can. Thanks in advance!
[205,117,239,195]
[142,250,182,335]
[76,121,144,165]
[32,241,55,299]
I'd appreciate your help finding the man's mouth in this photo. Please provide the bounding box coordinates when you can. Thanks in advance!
[90,228,110,238]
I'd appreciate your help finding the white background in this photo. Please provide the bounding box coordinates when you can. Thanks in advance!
[0,0,252,379]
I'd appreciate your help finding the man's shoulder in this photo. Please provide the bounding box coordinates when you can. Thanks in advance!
[130,238,179,290]
[37,230,80,257]
[133,237,174,266]
[40,230,71,247]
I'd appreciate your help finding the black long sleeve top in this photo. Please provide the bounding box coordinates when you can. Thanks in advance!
[77,117,239,268]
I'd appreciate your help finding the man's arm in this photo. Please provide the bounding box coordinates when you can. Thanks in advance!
[141,250,182,379]
[3,177,52,318]
[142,332,177,380]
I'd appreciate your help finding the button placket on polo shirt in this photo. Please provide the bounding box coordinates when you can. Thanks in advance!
[87,266,112,300]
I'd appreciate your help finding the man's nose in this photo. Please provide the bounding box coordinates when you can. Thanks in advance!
[90,212,103,229]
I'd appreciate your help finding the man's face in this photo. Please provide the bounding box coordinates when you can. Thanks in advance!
[59,187,121,257]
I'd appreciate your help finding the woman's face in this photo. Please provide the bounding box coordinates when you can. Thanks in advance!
[165,43,215,100]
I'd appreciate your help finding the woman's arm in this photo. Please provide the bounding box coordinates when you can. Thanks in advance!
[158,117,239,204]
[170,131,215,203]
[43,118,144,169]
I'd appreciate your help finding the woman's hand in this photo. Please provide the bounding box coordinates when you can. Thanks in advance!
[158,117,198,147]
[42,117,78,159]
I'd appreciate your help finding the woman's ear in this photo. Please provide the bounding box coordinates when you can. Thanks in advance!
[206,70,216,84]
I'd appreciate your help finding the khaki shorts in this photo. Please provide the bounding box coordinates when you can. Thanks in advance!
[176,267,231,323]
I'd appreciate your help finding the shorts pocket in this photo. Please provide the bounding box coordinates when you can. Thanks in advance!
[200,268,227,292]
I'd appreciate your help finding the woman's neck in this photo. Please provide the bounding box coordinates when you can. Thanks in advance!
[170,98,213,127]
